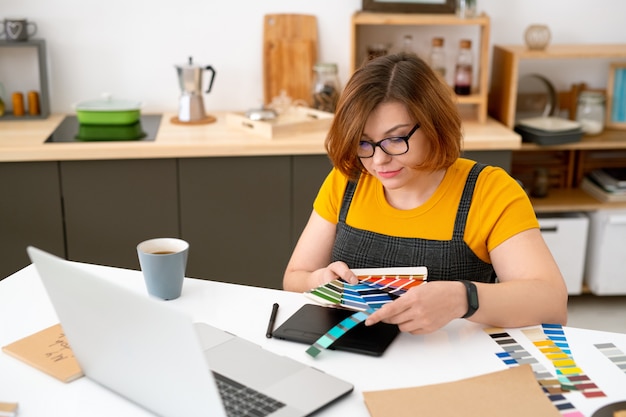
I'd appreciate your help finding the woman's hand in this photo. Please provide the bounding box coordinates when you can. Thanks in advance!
[365,280,467,334]
[309,261,359,288]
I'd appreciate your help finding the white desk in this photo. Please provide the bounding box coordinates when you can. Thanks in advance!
[1,263,625,416]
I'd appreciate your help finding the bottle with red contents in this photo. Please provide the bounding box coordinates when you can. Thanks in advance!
[453,39,473,96]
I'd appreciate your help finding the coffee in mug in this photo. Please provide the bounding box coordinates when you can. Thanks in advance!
[137,238,189,300]
[0,18,38,42]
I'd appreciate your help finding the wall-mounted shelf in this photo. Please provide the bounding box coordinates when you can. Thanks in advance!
[350,12,491,123]
[0,39,50,120]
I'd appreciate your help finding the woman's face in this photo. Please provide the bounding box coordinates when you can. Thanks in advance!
[360,101,431,190]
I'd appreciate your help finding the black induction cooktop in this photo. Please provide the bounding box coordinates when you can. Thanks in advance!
[45,115,162,143]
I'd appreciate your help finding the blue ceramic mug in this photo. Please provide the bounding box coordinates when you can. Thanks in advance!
[137,238,189,300]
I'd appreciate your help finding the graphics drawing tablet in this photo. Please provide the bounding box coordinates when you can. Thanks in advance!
[273,304,399,357]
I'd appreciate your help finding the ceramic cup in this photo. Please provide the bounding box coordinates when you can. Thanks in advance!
[0,19,38,42]
[137,238,189,300]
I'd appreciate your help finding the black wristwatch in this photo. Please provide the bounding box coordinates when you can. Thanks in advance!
[460,280,479,318]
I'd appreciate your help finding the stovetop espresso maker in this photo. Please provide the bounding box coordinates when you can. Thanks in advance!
[175,57,216,122]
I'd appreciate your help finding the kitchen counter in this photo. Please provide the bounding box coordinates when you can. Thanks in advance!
[0,112,521,162]
[1,111,521,284]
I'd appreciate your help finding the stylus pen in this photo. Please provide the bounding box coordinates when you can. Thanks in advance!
[266,303,279,338]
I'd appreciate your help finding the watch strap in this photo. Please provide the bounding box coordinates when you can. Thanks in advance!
[460,280,479,319]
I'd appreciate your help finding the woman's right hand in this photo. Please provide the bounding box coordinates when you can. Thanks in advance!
[309,261,359,289]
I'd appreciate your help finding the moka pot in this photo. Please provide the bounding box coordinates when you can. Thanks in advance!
[175,56,216,122]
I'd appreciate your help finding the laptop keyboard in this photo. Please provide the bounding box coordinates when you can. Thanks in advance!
[212,371,286,417]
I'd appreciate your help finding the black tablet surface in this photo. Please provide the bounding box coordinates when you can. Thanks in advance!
[272,304,399,357]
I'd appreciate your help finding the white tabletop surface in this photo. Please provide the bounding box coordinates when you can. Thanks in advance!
[1,262,625,416]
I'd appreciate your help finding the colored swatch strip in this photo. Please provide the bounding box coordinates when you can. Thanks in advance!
[594,343,626,375]
[485,327,583,417]
[305,309,373,358]
[304,274,425,357]
[523,324,605,399]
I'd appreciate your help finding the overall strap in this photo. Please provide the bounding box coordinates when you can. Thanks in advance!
[338,176,359,223]
[452,163,487,239]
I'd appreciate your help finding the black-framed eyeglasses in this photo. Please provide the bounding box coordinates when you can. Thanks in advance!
[357,123,421,158]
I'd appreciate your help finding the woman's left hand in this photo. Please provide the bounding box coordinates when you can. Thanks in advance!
[364,280,467,334]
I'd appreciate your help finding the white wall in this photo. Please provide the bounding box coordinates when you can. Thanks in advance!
[2,0,626,114]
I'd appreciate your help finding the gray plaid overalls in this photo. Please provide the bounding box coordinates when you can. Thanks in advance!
[331,163,496,283]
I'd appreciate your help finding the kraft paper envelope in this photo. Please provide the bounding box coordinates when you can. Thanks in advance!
[363,364,560,417]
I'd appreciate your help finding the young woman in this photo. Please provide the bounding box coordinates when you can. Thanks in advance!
[283,52,567,334]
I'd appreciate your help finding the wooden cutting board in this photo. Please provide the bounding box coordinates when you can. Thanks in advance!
[263,14,318,106]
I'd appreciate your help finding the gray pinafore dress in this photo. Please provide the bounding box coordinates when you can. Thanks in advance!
[331,163,496,283]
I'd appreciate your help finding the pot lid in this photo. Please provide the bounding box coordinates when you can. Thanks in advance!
[176,56,202,69]
[74,94,141,111]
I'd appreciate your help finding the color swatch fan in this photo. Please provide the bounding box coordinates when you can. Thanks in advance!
[303,267,428,358]
[305,267,428,312]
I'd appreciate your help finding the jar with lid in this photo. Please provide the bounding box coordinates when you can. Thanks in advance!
[401,34,415,54]
[576,91,605,135]
[453,39,473,95]
[456,0,477,18]
[312,63,341,113]
[429,37,447,83]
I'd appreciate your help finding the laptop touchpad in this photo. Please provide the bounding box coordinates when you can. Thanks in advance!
[205,338,305,390]
[194,322,235,350]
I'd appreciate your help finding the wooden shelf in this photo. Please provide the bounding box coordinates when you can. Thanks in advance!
[531,188,626,213]
[492,44,626,60]
[350,12,491,123]
[352,12,490,26]
[519,129,626,151]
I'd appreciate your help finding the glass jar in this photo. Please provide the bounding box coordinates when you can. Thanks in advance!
[577,91,605,135]
[456,0,477,18]
[453,39,473,96]
[312,63,341,113]
[401,34,415,54]
[429,37,447,83]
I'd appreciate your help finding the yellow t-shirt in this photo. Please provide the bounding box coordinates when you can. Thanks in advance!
[313,158,539,263]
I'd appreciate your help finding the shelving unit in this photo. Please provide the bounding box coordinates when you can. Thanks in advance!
[489,43,626,128]
[487,43,626,213]
[512,133,626,213]
[350,12,491,123]
[0,39,50,120]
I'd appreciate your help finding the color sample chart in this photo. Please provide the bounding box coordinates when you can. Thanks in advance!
[304,273,426,357]
[305,274,426,312]
[523,324,605,399]
[485,326,583,416]
[594,343,626,375]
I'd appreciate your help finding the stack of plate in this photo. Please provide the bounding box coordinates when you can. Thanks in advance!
[514,117,584,145]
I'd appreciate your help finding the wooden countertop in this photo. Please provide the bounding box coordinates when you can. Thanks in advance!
[0,112,521,162]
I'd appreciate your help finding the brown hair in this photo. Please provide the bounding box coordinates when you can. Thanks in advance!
[325,52,462,179]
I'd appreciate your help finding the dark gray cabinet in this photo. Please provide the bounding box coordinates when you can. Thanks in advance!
[463,150,512,172]
[0,162,65,279]
[0,151,504,284]
[60,159,179,270]
[179,156,292,288]
[291,155,333,246]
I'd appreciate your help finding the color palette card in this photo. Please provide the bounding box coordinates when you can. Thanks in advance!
[305,267,428,312]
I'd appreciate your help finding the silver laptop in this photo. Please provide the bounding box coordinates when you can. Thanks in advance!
[27,246,353,417]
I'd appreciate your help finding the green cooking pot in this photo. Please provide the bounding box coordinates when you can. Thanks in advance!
[76,122,146,141]
[74,97,142,125]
